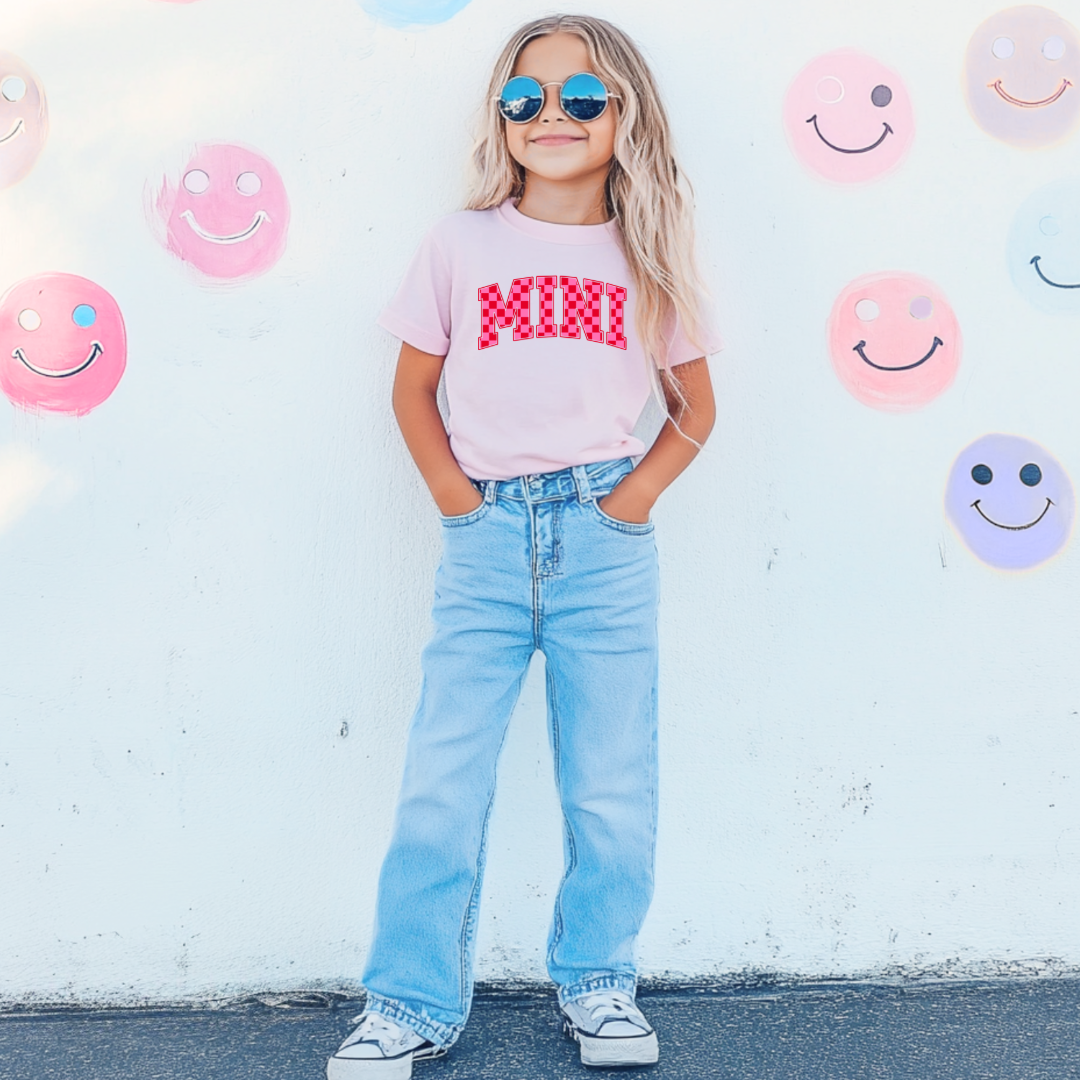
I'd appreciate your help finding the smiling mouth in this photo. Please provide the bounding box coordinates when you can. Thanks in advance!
[0,117,25,145]
[853,336,943,371]
[989,78,1072,107]
[805,115,893,153]
[971,497,1053,530]
[1030,255,1080,289]
[180,209,268,245]
[14,341,103,378]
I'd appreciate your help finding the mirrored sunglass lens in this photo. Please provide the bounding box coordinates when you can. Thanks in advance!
[561,73,608,121]
[499,77,543,122]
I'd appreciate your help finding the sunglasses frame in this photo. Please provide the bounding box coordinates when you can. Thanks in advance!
[496,72,620,125]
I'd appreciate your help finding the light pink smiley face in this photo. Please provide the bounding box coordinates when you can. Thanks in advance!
[0,51,49,190]
[155,143,290,281]
[964,6,1080,148]
[784,49,914,183]
[827,272,961,411]
[0,274,127,416]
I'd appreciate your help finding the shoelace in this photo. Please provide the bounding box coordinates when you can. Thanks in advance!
[577,991,642,1025]
[348,1012,407,1050]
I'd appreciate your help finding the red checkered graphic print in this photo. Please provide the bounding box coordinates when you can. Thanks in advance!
[559,277,605,343]
[605,284,627,350]
[536,276,558,338]
[477,277,534,349]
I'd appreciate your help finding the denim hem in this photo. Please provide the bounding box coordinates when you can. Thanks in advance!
[363,992,462,1049]
[558,972,639,1007]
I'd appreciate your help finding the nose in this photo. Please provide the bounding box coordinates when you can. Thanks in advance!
[537,82,567,123]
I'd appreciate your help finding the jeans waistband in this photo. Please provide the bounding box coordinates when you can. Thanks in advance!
[481,458,634,504]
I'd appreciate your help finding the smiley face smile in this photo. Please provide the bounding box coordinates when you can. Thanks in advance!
[13,341,103,378]
[805,114,893,153]
[853,335,943,371]
[971,496,1053,530]
[0,117,24,145]
[989,77,1071,107]
[1029,254,1080,288]
[180,209,269,245]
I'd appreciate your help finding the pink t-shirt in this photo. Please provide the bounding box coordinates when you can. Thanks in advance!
[378,199,720,480]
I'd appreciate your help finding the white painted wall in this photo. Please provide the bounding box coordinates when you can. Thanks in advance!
[1,0,1079,1005]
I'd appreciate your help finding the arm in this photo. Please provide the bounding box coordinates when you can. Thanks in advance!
[392,341,484,517]
[598,356,716,524]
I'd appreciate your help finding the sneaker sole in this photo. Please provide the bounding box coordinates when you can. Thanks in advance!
[563,1017,659,1068]
[326,1044,444,1080]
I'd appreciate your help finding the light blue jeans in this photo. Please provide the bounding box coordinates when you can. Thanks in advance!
[361,457,659,1049]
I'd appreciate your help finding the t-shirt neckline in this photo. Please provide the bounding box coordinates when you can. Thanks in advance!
[497,198,619,245]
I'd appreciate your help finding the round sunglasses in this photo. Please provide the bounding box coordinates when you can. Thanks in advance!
[497,72,618,124]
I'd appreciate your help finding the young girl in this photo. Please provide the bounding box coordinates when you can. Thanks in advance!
[328,14,719,1078]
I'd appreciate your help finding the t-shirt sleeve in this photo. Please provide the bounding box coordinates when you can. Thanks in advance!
[662,305,724,369]
[376,227,453,356]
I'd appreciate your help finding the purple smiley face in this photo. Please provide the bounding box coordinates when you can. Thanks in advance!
[946,433,1075,570]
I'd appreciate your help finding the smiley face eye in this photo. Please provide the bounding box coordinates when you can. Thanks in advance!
[992,36,1015,59]
[235,171,262,196]
[909,296,933,319]
[1040,215,1061,236]
[1043,36,1066,61]
[72,304,97,328]
[183,169,211,195]
[1,76,26,103]
[1020,463,1043,486]
[871,84,892,107]
[17,308,41,331]
[854,298,880,321]
[972,464,993,485]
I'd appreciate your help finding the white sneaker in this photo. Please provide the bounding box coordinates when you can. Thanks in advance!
[561,990,659,1067]
[326,1012,445,1080]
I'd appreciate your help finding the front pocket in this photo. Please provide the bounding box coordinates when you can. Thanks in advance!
[589,500,655,535]
[439,498,491,528]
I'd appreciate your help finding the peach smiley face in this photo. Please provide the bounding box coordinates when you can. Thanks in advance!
[964,6,1080,147]
[0,273,127,416]
[783,49,914,183]
[827,273,961,411]
[0,51,48,190]
[154,143,290,282]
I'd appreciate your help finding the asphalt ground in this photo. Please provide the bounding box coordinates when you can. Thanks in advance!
[2,980,1079,1080]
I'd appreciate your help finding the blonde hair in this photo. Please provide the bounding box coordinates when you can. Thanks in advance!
[466,14,708,414]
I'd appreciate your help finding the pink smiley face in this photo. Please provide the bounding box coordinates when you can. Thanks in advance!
[0,274,127,416]
[0,51,49,190]
[964,6,1080,148]
[827,273,961,411]
[783,49,914,183]
[155,143,290,281]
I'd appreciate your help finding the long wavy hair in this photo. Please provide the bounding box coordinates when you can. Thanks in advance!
[466,15,709,416]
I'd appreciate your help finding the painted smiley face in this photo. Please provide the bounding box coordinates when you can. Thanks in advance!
[1007,177,1080,312]
[827,273,961,411]
[946,434,1075,570]
[783,49,914,183]
[359,0,472,28]
[0,274,127,416]
[964,6,1080,147]
[154,143,290,281]
[0,51,48,190]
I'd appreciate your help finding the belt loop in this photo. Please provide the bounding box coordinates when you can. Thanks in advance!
[483,479,497,505]
[571,464,594,504]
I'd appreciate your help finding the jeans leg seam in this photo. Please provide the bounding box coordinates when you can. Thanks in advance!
[546,662,576,974]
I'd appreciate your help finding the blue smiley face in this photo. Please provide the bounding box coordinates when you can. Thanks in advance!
[1007,177,1080,314]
